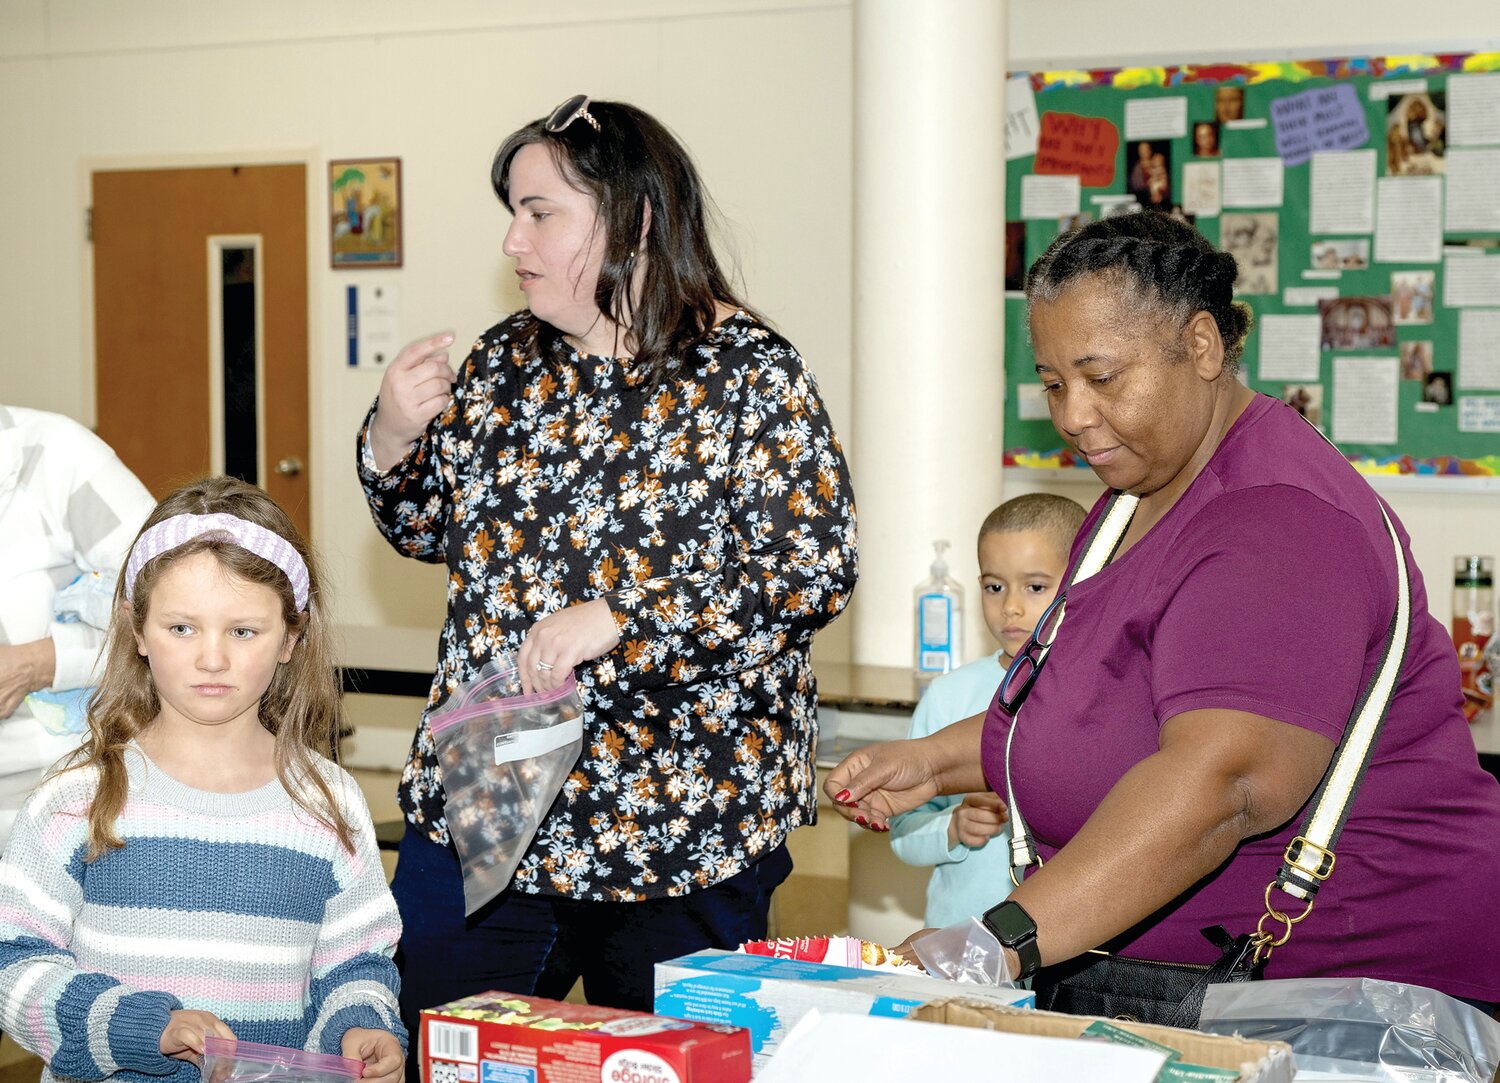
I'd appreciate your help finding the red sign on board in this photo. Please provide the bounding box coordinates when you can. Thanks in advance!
[1034,112,1120,187]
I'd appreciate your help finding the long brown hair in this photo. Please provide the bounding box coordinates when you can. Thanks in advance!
[62,476,353,859]
[493,99,757,386]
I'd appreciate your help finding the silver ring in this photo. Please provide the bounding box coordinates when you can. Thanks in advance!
[535,660,554,672]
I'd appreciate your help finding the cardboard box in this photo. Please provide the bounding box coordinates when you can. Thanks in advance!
[420,991,751,1083]
[911,998,1296,1083]
[653,949,1036,1072]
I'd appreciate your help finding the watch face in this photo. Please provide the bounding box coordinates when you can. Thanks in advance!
[983,901,1035,942]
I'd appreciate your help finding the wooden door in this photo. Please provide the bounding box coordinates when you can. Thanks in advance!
[92,164,311,539]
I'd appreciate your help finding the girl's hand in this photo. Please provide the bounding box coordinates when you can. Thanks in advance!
[947,792,1010,849]
[342,1028,405,1083]
[822,740,942,830]
[517,599,621,694]
[160,1009,234,1064]
[368,331,458,471]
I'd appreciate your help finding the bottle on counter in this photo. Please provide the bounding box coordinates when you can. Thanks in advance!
[915,539,964,680]
[1453,555,1494,723]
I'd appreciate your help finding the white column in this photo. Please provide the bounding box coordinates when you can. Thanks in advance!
[850,0,1009,669]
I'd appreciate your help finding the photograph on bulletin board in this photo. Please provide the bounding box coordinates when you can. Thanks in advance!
[329,157,402,268]
[1001,54,1500,480]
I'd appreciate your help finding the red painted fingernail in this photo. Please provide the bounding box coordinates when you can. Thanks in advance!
[834,789,852,803]
[855,815,868,826]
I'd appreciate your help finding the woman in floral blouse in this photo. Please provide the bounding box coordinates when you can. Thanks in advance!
[357,95,858,1053]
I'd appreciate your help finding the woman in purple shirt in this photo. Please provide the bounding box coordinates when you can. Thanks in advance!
[826,211,1500,1010]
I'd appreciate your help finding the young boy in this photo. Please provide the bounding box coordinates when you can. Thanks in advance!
[889,493,1086,928]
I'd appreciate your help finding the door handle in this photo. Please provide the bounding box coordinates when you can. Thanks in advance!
[275,456,303,477]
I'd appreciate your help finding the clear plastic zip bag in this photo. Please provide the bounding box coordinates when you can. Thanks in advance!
[429,656,585,915]
[1199,977,1500,1083]
[200,1036,362,1083]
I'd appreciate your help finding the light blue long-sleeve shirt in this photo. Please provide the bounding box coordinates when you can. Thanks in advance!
[889,652,1015,928]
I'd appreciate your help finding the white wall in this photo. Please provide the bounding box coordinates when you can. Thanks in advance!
[2,0,1496,666]
[0,0,854,666]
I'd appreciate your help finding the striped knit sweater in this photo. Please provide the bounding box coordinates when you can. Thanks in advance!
[0,744,405,1083]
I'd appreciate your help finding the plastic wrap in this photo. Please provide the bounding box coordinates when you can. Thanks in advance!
[909,917,1017,987]
[429,656,585,914]
[200,1036,362,1083]
[1199,977,1500,1083]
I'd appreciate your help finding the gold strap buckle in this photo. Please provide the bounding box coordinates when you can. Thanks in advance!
[1285,835,1336,880]
[1252,881,1317,965]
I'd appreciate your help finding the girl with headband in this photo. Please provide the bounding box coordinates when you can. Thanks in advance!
[0,476,406,1082]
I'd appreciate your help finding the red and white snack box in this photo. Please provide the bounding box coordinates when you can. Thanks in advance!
[738,936,913,972]
[420,991,752,1083]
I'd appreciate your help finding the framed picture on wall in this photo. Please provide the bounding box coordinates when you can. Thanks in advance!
[329,157,402,268]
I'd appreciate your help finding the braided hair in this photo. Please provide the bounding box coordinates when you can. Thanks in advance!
[1025,211,1253,373]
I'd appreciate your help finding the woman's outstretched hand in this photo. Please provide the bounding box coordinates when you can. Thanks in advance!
[367,331,459,471]
[822,739,941,831]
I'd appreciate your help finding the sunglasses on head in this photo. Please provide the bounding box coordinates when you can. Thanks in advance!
[546,93,601,134]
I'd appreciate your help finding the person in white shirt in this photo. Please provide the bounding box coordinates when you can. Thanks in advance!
[0,404,153,850]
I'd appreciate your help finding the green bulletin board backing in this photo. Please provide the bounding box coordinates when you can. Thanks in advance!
[1003,53,1500,478]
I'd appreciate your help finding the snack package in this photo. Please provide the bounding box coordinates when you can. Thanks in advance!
[200,1036,362,1083]
[421,990,751,1083]
[428,655,585,914]
[738,936,913,971]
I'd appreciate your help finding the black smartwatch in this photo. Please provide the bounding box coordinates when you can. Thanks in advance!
[980,899,1041,980]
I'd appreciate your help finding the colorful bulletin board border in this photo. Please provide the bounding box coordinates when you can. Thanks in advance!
[1003,51,1500,479]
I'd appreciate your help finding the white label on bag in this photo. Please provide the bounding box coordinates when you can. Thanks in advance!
[493,715,585,765]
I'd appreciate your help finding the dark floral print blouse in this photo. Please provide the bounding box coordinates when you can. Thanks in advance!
[359,309,858,901]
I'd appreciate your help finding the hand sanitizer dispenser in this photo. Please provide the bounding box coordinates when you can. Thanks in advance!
[915,539,964,679]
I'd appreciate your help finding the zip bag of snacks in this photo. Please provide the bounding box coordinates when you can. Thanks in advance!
[428,656,585,914]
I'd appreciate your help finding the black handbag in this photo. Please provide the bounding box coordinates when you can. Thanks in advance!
[1001,484,1412,1029]
[1031,926,1261,1029]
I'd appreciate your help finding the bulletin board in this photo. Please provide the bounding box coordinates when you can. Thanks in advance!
[1002,53,1500,478]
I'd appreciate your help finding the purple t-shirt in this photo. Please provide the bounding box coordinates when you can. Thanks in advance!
[981,395,1500,1000]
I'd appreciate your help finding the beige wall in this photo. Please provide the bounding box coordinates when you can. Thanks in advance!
[2,0,1496,666]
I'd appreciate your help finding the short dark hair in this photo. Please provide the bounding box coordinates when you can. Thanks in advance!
[1025,210,1253,373]
[980,493,1087,558]
[493,99,752,385]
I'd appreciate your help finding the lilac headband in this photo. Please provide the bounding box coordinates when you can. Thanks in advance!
[124,513,310,612]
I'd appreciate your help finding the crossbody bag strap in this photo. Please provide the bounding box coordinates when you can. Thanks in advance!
[1252,498,1411,960]
[1006,490,1140,879]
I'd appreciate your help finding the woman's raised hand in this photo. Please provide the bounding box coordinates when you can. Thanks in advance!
[367,331,458,471]
[822,739,941,831]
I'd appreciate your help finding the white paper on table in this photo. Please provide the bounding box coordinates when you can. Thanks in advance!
[1021,174,1081,220]
[1333,357,1399,444]
[1460,396,1500,433]
[1124,96,1187,140]
[1005,75,1041,160]
[1222,157,1284,208]
[1445,149,1500,233]
[1016,383,1052,420]
[1448,72,1500,147]
[1181,161,1222,217]
[753,1011,1168,1083]
[1285,285,1341,306]
[1259,315,1323,381]
[1444,252,1500,308]
[1375,176,1442,263]
[1369,78,1429,101]
[1459,310,1500,390]
[1309,150,1375,234]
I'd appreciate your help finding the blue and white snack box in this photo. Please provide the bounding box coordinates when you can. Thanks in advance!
[654,949,1036,1072]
